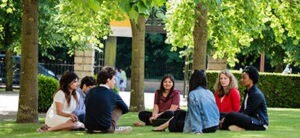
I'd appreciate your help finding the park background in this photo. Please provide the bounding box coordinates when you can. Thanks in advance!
[0,0,300,137]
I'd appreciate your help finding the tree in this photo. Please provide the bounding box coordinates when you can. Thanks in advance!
[0,0,61,91]
[165,0,300,69]
[16,0,39,123]
[193,2,207,70]
[0,0,22,91]
[129,15,146,111]
[238,23,300,72]
[62,0,166,112]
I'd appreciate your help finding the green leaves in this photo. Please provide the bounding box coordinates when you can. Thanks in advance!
[165,0,300,67]
[165,0,195,48]
[54,0,117,52]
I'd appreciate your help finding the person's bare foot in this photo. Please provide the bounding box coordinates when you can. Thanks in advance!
[133,122,145,127]
[228,125,245,131]
[152,125,166,132]
[36,124,49,132]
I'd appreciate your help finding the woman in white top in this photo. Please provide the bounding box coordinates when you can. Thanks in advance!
[37,72,84,132]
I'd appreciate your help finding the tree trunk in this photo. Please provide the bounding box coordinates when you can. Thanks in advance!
[260,52,265,72]
[274,64,284,73]
[193,3,208,70]
[104,36,117,67]
[129,15,145,112]
[3,22,14,91]
[5,50,13,91]
[16,0,39,123]
[183,55,189,98]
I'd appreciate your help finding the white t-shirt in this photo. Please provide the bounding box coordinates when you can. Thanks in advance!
[45,90,79,127]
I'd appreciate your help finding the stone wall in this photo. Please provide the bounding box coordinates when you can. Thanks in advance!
[74,49,95,80]
[207,56,227,70]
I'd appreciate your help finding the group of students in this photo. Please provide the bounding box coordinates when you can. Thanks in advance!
[37,65,269,134]
[135,66,268,134]
[37,66,131,133]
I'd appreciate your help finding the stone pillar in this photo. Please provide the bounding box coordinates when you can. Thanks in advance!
[74,49,95,80]
[104,36,117,67]
[207,56,227,70]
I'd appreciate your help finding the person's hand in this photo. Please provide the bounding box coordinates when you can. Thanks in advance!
[149,114,159,123]
[219,118,225,128]
[69,113,78,122]
[149,116,155,123]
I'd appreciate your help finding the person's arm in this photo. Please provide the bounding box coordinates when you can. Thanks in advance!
[149,104,160,122]
[169,104,179,111]
[152,104,159,115]
[150,91,160,120]
[115,93,129,114]
[55,102,78,122]
[230,88,241,112]
[54,91,78,122]
[169,90,180,111]
[244,92,263,115]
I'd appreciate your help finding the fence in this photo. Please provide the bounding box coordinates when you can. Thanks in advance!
[40,63,103,79]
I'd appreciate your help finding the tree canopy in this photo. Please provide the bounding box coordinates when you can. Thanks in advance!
[165,0,300,67]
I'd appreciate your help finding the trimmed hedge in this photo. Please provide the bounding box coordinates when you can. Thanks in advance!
[38,74,59,112]
[206,71,300,108]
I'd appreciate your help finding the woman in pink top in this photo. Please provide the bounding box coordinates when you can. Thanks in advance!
[134,74,180,126]
[214,70,241,120]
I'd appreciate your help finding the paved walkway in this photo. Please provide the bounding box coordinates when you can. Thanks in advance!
[0,91,187,121]
[0,91,19,121]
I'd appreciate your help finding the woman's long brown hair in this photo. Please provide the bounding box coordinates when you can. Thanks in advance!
[56,72,79,107]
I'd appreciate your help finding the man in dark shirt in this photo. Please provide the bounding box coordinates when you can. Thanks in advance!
[85,66,131,133]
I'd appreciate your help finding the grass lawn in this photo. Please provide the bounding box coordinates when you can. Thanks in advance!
[0,108,299,138]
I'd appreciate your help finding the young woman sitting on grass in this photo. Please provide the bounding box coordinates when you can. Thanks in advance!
[213,70,240,123]
[134,74,181,127]
[37,72,84,132]
[152,70,219,134]
[220,66,269,131]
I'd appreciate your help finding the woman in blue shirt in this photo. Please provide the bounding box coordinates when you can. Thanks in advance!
[153,70,219,134]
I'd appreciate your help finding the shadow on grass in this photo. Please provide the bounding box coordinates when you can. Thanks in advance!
[1,108,300,138]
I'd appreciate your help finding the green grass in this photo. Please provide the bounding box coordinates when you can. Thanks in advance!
[0,108,300,138]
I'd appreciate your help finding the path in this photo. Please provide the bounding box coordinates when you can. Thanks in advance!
[0,91,187,121]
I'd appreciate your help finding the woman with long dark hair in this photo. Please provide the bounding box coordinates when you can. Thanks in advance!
[37,72,84,132]
[153,70,219,134]
[134,74,181,126]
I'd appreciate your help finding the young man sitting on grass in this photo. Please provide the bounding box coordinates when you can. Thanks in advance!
[85,66,132,133]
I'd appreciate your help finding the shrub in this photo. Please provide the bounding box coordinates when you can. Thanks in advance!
[206,71,300,108]
[38,74,59,112]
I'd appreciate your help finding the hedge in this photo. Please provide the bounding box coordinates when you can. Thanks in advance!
[38,74,59,112]
[206,71,300,108]
[37,71,300,110]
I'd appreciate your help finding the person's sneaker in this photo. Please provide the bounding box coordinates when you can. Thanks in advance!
[228,125,245,131]
[115,126,132,133]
